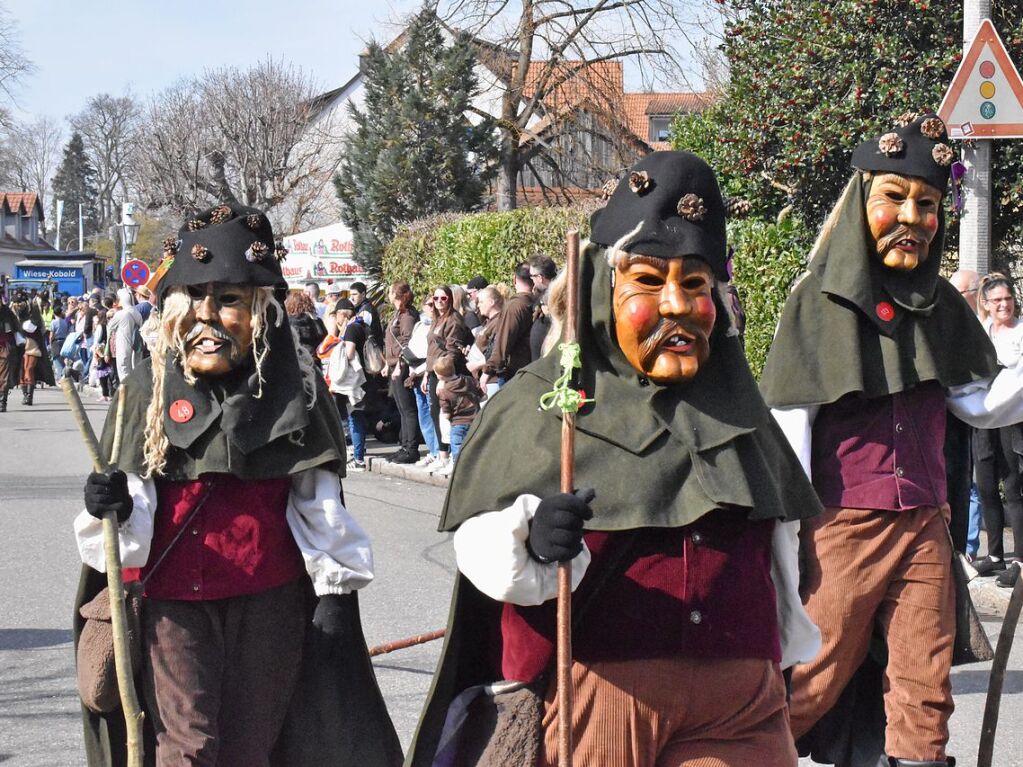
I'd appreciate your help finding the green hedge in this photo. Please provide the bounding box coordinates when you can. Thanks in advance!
[729,216,814,379]
[381,204,597,302]
[383,202,813,380]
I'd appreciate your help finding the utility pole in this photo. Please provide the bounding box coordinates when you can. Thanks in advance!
[959,0,992,275]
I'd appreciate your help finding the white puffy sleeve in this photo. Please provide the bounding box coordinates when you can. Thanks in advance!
[453,493,591,606]
[947,363,1023,428]
[74,473,157,570]
[286,468,374,596]
[767,406,823,667]
[769,405,819,480]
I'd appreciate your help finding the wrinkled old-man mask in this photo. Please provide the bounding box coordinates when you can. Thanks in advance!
[612,252,716,384]
[180,282,255,377]
[866,173,942,272]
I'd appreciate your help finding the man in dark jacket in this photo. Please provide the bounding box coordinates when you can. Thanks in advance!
[481,263,533,390]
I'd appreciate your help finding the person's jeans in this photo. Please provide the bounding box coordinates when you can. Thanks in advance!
[967,482,982,558]
[415,381,439,455]
[449,423,470,462]
[79,339,93,378]
[347,410,367,461]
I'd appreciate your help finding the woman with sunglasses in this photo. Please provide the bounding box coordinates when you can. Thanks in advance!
[422,284,472,471]
[972,274,1023,588]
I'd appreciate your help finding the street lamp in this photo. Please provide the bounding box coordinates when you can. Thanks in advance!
[118,202,140,277]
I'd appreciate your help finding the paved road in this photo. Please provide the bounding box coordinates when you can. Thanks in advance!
[1,386,1021,766]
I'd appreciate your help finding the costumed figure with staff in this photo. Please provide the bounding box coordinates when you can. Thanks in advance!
[6,289,55,407]
[0,287,23,412]
[405,151,824,767]
[760,113,1023,767]
[72,203,402,767]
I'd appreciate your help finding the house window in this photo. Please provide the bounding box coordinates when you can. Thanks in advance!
[648,116,673,143]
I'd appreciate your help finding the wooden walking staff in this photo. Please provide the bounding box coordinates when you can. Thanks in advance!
[62,380,145,767]
[534,229,592,766]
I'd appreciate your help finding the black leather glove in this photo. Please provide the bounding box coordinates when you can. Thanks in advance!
[84,470,133,523]
[312,593,354,640]
[527,488,595,564]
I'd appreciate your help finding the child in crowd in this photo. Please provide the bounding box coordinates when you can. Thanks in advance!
[434,353,481,477]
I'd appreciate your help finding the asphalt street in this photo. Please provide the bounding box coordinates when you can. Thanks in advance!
[0,386,1021,766]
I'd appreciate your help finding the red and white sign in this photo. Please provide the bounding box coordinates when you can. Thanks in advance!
[121,259,151,287]
[939,19,1023,139]
[281,222,368,289]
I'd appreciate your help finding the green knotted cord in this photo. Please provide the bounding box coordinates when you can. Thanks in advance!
[539,342,595,414]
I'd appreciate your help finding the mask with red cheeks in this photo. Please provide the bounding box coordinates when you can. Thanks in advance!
[612,251,716,384]
[865,173,942,272]
[180,283,255,377]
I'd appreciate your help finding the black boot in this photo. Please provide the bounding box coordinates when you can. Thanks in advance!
[21,384,29,405]
[0,389,7,412]
[24,382,33,406]
[882,757,955,766]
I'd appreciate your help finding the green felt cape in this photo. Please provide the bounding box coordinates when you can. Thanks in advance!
[98,355,346,480]
[760,174,997,409]
[440,241,822,533]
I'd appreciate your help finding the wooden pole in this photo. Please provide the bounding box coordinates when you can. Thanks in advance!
[978,573,1023,767]
[367,629,446,657]
[557,230,581,767]
[62,380,145,767]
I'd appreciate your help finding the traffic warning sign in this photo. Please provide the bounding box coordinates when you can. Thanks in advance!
[939,19,1023,139]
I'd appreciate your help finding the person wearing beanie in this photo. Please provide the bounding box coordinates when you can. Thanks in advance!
[72,203,401,767]
[761,114,1023,767]
[406,151,823,766]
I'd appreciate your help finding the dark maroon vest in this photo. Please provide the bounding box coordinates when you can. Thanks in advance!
[811,382,948,511]
[499,509,780,682]
[124,474,305,600]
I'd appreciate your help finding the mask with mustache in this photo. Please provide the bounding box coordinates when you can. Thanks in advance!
[180,283,255,377]
[612,253,717,384]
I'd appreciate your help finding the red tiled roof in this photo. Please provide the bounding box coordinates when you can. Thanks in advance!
[622,92,714,146]
[1,192,41,216]
[521,60,624,114]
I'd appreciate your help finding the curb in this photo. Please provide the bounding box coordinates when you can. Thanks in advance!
[366,455,451,488]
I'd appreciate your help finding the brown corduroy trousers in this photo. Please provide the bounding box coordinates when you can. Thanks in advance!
[142,580,307,767]
[789,505,954,762]
[538,656,796,767]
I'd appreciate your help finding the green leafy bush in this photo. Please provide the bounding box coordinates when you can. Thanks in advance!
[729,216,814,379]
[382,204,597,301]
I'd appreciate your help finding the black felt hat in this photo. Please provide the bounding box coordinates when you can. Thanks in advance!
[157,203,288,304]
[851,112,955,193]
[589,151,728,280]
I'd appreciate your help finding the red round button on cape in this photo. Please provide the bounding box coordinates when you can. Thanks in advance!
[169,399,195,423]
[875,301,895,322]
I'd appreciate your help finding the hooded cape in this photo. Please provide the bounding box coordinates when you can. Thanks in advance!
[441,242,821,533]
[407,242,823,766]
[760,174,997,409]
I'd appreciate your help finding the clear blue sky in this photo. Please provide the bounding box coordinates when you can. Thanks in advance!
[10,0,420,121]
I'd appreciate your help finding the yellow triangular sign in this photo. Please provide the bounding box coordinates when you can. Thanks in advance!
[939,19,1023,139]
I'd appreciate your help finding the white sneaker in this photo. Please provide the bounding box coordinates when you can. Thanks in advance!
[436,461,455,477]
[415,454,438,468]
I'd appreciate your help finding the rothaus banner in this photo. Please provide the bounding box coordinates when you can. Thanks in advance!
[281,222,368,290]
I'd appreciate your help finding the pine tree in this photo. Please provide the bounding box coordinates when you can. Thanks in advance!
[335,8,496,276]
[51,132,98,250]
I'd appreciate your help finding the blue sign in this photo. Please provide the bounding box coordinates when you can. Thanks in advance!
[15,265,88,296]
